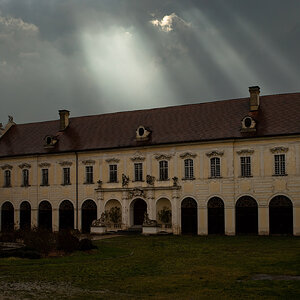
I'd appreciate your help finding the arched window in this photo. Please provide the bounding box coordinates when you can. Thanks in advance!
[4,170,11,187]
[184,159,194,179]
[210,157,221,178]
[22,169,29,186]
[159,160,168,181]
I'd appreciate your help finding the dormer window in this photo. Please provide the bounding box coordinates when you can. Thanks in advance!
[44,135,58,148]
[136,125,151,141]
[241,116,256,132]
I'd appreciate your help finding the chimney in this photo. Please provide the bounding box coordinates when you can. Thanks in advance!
[249,86,260,111]
[59,110,70,131]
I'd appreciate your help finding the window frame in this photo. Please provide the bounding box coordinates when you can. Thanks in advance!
[109,164,118,183]
[240,156,251,177]
[22,169,29,186]
[274,154,286,176]
[63,167,71,185]
[85,165,94,184]
[4,170,11,187]
[210,157,221,178]
[184,159,194,180]
[159,160,169,181]
[41,168,49,186]
[134,162,143,182]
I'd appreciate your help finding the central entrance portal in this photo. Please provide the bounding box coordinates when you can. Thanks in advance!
[181,198,198,234]
[133,198,147,225]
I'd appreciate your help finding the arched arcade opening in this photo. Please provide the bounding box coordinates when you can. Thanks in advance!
[236,196,258,235]
[1,201,14,232]
[81,199,97,233]
[130,198,147,226]
[38,201,52,231]
[269,195,293,235]
[207,197,224,234]
[156,198,172,225]
[181,197,198,234]
[59,200,74,231]
[20,201,31,231]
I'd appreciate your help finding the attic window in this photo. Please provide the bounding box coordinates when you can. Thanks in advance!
[241,116,256,132]
[44,135,58,148]
[136,125,151,141]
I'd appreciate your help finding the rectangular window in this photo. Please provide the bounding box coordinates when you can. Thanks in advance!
[109,164,117,182]
[85,166,93,184]
[134,163,143,181]
[41,169,49,185]
[210,157,221,178]
[159,160,168,181]
[22,169,29,186]
[184,159,194,179]
[274,154,286,176]
[4,170,11,187]
[63,167,70,185]
[241,157,251,177]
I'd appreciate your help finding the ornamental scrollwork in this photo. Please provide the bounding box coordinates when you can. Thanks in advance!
[270,147,289,154]
[236,149,254,155]
[19,163,31,169]
[81,160,95,165]
[38,162,51,168]
[146,175,155,185]
[59,161,73,166]
[154,153,172,160]
[205,150,224,157]
[1,164,13,170]
[129,188,145,199]
[179,152,197,159]
[105,158,120,163]
[130,151,146,162]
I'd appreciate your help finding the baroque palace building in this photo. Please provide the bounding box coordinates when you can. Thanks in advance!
[0,86,300,235]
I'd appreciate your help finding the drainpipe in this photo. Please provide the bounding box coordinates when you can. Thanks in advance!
[75,152,79,230]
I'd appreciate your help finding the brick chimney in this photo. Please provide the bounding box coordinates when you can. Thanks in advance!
[249,86,260,111]
[59,110,70,131]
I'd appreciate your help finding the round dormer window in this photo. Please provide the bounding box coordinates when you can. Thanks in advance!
[138,127,145,136]
[244,117,252,128]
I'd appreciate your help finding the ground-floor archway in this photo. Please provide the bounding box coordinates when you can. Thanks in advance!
[130,198,147,226]
[207,197,224,234]
[156,198,172,225]
[38,201,52,231]
[269,195,293,235]
[20,201,31,231]
[81,199,97,233]
[1,201,14,232]
[181,197,197,234]
[59,200,74,231]
[236,196,258,234]
[105,199,122,225]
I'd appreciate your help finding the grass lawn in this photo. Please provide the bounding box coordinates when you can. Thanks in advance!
[0,235,300,299]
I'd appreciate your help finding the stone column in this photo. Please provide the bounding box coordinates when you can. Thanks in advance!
[32,208,38,228]
[225,203,235,235]
[14,208,20,230]
[258,203,269,235]
[294,202,300,236]
[52,208,58,232]
[198,204,207,235]
[122,191,129,228]
[147,190,155,220]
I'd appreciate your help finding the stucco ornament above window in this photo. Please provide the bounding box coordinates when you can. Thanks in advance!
[38,162,51,168]
[82,160,96,165]
[206,150,224,157]
[1,164,13,170]
[136,125,151,141]
[44,135,58,149]
[179,152,197,159]
[105,158,120,163]
[270,147,289,154]
[59,161,73,166]
[19,163,31,169]
[236,149,254,155]
[241,116,256,132]
[154,153,173,160]
[130,151,146,162]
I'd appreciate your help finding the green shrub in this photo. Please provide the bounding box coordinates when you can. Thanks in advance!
[56,230,80,253]
[78,238,97,251]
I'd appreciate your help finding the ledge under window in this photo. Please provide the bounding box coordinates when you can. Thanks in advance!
[272,174,288,177]
[182,177,195,181]
[108,181,119,183]
[132,180,144,182]
[40,184,50,186]
[3,185,12,188]
[158,178,170,182]
[61,183,72,186]
[21,184,30,187]
[208,176,222,179]
[239,175,253,178]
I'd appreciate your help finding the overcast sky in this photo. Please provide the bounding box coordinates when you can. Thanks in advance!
[0,0,299,124]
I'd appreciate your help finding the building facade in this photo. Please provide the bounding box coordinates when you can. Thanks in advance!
[0,87,300,235]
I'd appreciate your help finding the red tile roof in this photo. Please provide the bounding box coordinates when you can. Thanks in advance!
[0,92,300,157]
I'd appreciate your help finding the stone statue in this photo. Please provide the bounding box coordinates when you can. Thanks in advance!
[91,212,108,227]
[172,176,179,187]
[146,175,155,185]
[122,174,129,187]
[97,180,102,188]
[143,212,158,227]
[8,115,13,123]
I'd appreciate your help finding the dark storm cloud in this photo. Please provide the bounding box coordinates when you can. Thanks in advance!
[0,0,299,124]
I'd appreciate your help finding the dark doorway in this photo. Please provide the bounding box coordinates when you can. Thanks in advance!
[59,200,74,231]
[269,196,293,235]
[208,197,224,234]
[81,200,97,233]
[236,196,258,234]
[133,198,147,225]
[38,201,52,231]
[1,202,14,232]
[20,201,31,231]
[181,198,198,234]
